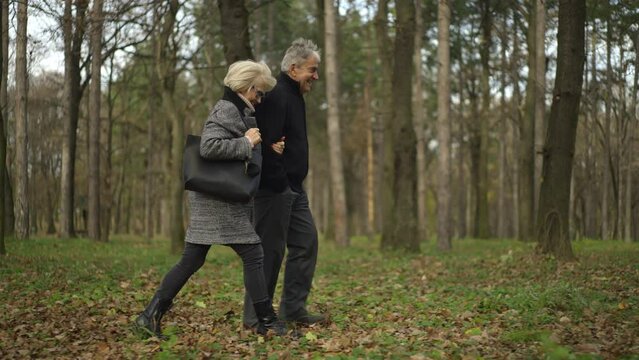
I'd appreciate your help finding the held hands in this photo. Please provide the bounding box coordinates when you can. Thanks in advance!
[271,136,286,155]
[245,128,262,147]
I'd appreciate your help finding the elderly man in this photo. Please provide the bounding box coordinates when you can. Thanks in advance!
[243,38,326,329]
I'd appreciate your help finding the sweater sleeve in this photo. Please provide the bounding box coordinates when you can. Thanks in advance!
[199,104,253,161]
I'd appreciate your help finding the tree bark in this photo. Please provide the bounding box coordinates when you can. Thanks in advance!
[88,0,105,241]
[413,0,427,242]
[324,0,349,246]
[374,0,392,233]
[519,1,536,241]
[381,0,418,252]
[534,0,546,222]
[14,0,29,240]
[626,33,638,242]
[156,0,184,253]
[497,10,508,238]
[0,0,4,255]
[436,0,452,250]
[1,0,11,237]
[477,0,491,239]
[601,18,612,240]
[536,0,585,261]
[218,0,254,64]
[60,0,89,239]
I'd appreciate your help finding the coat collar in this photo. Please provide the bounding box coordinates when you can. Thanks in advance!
[279,71,303,97]
[222,86,254,116]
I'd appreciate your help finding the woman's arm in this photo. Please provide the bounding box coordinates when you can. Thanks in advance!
[200,104,253,161]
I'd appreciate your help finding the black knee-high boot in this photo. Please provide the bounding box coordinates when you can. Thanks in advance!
[134,293,173,339]
[254,300,287,336]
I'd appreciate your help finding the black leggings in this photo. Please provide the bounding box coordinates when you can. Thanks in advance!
[156,242,269,305]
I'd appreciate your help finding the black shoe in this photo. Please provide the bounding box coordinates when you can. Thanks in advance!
[286,310,328,326]
[254,300,287,336]
[133,294,172,340]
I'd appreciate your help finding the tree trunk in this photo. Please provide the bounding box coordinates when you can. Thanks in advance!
[14,0,28,240]
[0,0,4,254]
[156,0,184,253]
[477,0,491,239]
[436,0,452,250]
[217,0,254,64]
[625,33,638,243]
[534,0,546,222]
[60,0,89,239]
[88,0,105,241]
[413,0,427,242]
[145,50,160,241]
[601,18,612,240]
[519,1,536,241]
[381,0,417,252]
[324,0,349,246]
[497,11,508,238]
[374,0,392,234]
[511,9,522,238]
[101,56,115,242]
[536,0,585,261]
[1,0,12,237]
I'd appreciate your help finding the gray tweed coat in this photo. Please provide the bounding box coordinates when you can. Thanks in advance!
[184,88,261,245]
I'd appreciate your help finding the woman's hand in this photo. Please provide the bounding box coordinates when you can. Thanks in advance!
[245,128,262,147]
[271,136,285,155]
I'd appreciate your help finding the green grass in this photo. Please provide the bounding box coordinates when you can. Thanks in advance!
[0,235,637,359]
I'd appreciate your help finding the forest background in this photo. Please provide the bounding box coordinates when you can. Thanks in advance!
[0,0,638,254]
[0,0,638,358]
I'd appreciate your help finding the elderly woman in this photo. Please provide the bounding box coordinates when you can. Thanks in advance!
[134,60,286,339]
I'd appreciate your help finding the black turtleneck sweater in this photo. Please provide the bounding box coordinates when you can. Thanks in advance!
[255,72,308,193]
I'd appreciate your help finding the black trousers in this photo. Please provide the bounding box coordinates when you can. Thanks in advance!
[242,187,318,326]
[156,242,269,306]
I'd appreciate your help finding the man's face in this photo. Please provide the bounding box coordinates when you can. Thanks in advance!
[289,54,320,94]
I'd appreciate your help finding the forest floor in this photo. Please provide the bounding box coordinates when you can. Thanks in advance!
[0,235,638,359]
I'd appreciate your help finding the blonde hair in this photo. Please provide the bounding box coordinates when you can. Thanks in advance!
[223,60,276,93]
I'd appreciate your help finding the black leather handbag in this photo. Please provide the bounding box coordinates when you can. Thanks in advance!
[183,134,262,203]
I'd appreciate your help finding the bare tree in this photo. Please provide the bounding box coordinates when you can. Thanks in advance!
[536,0,586,261]
[88,0,105,241]
[155,0,184,253]
[436,0,452,250]
[323,0,348,246]
[1,0,11,236]
[14,0,29,240]
[218,0,254,64]
[60,0,89,238]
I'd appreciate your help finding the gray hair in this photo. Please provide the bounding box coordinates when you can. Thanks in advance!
[224,60,276,93]
[280,38,321,72]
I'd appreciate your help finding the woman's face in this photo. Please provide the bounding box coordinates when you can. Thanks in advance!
[244,85,266,106]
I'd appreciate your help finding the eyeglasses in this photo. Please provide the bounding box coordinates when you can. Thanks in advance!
[252,87,265,99]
